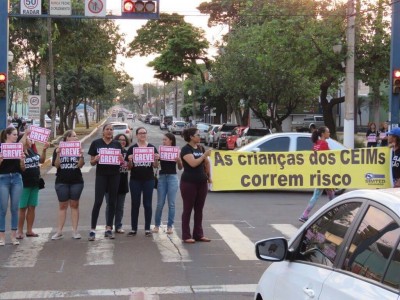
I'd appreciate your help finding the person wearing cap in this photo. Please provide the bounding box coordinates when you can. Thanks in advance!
[388,127,400,187]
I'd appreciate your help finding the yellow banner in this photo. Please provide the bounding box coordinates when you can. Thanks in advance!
[210,147,392,191]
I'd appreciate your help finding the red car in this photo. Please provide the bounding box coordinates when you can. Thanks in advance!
[226,126,247,150]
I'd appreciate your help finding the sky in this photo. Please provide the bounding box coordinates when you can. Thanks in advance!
[108,0,227,86]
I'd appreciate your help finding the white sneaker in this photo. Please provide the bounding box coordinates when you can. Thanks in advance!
[51,233,63,240]
[73,232,81,239]
[0,239,5,246]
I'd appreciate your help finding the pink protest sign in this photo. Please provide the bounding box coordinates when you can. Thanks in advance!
[29,126,51,143]
[133,147,154,163]
[59,141,81,157]
[159,146,179,161]
[1,143,23,159]
[98,148,121,165]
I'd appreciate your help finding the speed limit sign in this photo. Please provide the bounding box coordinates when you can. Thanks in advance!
[20,0,42,15]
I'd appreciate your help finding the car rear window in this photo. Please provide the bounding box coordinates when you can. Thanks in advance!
[176,122,186,126]
[247,129,270,136]
[113,125,127,130]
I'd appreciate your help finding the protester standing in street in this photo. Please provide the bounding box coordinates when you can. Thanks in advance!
[388,128,400,187]
[51,130,85,240]
[16,130,49,239]
[153,133,183,234]
[126,127,159,237]
[88,124,123,241]
[105,134,130,234]
[366,122,379,147]
[180,127,212,244]
[379,121,389,147]
[0,127,25,246]
[299,126,335,222]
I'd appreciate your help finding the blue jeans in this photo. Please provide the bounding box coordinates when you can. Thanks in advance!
[155,174,179,227]
[301,189,335,219]
[105,193,126,230]
[0,173,23,232]
[130,179,155,231]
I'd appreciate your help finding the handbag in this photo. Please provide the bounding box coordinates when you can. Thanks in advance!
[39,177,45,190]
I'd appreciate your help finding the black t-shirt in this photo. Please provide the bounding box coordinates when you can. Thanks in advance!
[159,160,178,175]
[0,142,22,174]
[52,149,84,184]
[11,118,22,132]
[180,144,208,183]
[88,138,122,176]
[126,143,158,181]
[118,149,129,194]
[22,148,40,187]
[392,148,400,182]
[366,130,379,146]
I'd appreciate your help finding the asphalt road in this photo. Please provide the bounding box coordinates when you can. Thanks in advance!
[0,120,330,300]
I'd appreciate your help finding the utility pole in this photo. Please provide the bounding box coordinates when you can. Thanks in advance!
[0,1,9,130]
[343,0,355,149]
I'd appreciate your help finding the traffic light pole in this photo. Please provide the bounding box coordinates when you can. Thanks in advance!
[390,0,400,128]
[0,0,9,130]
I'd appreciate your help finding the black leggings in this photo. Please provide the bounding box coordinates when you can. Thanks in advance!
[91,174,120,229]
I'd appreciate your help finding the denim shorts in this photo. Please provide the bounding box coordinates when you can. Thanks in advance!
[55,183,84,202]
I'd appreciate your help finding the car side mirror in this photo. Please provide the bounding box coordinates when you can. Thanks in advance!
[255,238,288,262]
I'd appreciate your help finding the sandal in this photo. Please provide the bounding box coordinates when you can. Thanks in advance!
[183,239,196,244]
[26,233,39,237]
[196,237,211,242]
[16,234,24,240]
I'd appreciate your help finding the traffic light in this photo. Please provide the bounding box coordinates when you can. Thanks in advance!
[393,69,400,94]
[122,0,156,14]
[0,73,6,98]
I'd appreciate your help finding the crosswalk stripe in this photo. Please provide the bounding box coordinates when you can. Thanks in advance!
[85,231,115,266]
[152,226,191,262]
[2,227,52,268]
[211,224,257,260]
[270,224,298,239]
[0,284,257,299]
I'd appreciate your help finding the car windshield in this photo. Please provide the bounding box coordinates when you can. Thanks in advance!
[197,124,209,130]
[247,129,270,136]
[113,125,127,130]
[175,122,185,126]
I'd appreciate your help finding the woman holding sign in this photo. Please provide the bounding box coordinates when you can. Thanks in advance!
[88,124,123,241]
[153,133,183,234]
[16,130,49,239]
[51,130,85,240]
[0,127,25,246]
[180,127,212,244]
[299,126,335,223]
[366,122,379,147]
[126,127,159,237]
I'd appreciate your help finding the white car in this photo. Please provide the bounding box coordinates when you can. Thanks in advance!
[238,132,346,153]
[168,121,186,135]
[254,188,400,300]
[110,122,133,141]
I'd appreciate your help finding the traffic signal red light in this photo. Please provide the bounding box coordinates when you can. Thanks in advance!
[122,0,156,14]
[0,73,6,98]
[393,69,400,94]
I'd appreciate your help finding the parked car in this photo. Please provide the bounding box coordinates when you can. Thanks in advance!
[240,127,272,147]
[254,188,400,300]
[110,122,133,141]
[150,116,160,125]
[238,132,345,153]
[160,115,173,130]
[226,126,247,150]
[213,123,238,149]
[127,113,134,120]
[144,114,153,123]
[168,121,186,135]
[205,124,220,147]
[196,123,210,143]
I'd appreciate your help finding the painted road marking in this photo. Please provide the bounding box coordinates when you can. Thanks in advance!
[0,284,257,299]
[211,224,257,260]
[270,224,298,239]
[152,225,191,262]
[2,227,52,268]
[84,230,115,266]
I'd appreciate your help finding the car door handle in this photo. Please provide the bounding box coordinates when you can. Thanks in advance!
[302,287,315,298]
